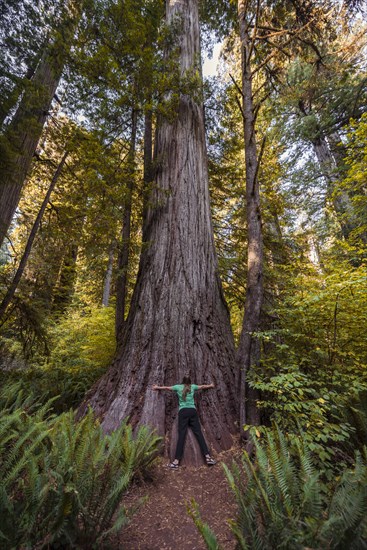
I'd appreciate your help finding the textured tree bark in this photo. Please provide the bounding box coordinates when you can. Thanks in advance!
[115,109,138,343]
[0,1,81,248]
[142,108,153,241]
[80,0,237,464]
[0,152,68,321]
[236,0,264,433]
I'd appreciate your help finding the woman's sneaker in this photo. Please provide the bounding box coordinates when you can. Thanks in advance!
[205,456,216,466]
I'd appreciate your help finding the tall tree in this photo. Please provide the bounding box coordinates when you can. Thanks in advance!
[236,0,264,431]
[0,0,82,247]
[0,152,68,321]
[80,0,237,464]
[272,8,367,243]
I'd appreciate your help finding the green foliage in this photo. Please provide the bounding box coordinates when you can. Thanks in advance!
[333,114,367,254]
[187,500,221,550]
[47,304,115,371]
[343,391,367,453]
[248,263,367,470]
[223,427,367,549]
[0,0,61,127]
[0,305,116,412]
[0,365,97,417]
[193,428,367,550]
[0,396,160,549]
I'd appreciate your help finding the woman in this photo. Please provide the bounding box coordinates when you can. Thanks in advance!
[152,376,216,469]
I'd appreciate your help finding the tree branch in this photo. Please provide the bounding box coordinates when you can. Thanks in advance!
[248,0,261,61]
[229,73,244,97]
[235,94,246,120]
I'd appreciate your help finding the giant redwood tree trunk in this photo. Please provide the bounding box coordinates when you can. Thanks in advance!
[80,0,237,464]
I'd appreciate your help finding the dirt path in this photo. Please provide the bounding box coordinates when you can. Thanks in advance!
[117,449,239,550]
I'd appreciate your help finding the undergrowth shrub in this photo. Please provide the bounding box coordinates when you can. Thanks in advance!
[47,305,116,372]
[0,366,106,413]
[0,397,160,549]
[0,305,116,412]
[248,265,367,472]
[191,426,367,550]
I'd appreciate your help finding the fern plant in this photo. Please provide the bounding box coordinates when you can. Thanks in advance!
[188,500,221,550]
[0,401,56,548]
[0,403,161,549]
[224,427,367,549]
[343,391,367,454]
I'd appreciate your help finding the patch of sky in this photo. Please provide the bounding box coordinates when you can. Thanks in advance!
[202,42,222,78]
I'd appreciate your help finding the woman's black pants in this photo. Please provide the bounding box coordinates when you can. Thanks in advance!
[175,408,209,460]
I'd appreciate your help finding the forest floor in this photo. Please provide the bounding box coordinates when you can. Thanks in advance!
[115,447,240,550]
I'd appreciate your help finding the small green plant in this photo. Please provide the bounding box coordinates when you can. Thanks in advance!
[188,500,220,550]
[47,305,116,372]
[0,366,106,413]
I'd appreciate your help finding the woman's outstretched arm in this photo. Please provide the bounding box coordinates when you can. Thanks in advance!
[152,385,173,391]
[197,383,215,390]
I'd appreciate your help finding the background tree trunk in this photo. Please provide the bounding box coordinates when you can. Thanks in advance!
[236,0,264,432]
[142,108,153,241]
[0,152,68,321]
[312,135,356,240]
[297,100,360,241]
[115,109,138,343]
[80,0,237,465]
[0,1,81,248]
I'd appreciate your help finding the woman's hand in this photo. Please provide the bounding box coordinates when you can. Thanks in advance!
[152,384,159,390]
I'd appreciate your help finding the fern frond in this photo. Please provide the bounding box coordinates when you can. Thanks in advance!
[188,499,222,550]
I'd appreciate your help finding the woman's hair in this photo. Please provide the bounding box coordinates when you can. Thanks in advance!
[182,375,191,401]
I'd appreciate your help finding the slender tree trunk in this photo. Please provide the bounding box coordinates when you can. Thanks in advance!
[236,0,264,432]
[297,101,359,240]
[102,241,115,307]
[115,109,138,343]
[0,1,81,248]
[0,152,68,320]
[266,212,287,267]
[312,135,356,239]
[328,131,347,168]
[80,0,237,464]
